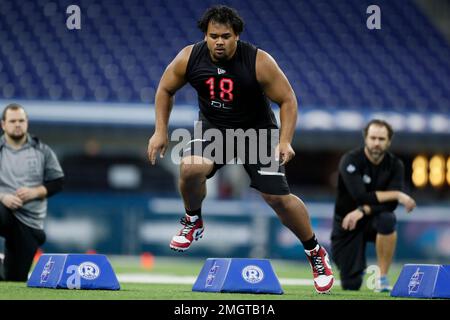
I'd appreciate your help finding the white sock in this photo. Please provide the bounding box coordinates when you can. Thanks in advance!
[186,214,199,222]
[304,244,320,255]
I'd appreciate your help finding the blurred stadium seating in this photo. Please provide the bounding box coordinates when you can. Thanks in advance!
[0,0,448,114]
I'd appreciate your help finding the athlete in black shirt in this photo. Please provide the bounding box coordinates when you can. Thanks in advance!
[187,40,278,129]
[331,119,416,292]
[147,5,334,293]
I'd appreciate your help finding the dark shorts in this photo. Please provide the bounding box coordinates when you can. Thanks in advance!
[330,212,397,283]
[181,121,290,195]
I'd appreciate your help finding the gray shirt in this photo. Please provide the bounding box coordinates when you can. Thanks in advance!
[0,134,64,230]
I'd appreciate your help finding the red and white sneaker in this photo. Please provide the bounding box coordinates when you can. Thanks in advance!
[170,214,204,252]
[305,245,334,294]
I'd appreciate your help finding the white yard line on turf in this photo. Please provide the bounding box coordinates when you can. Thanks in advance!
[117,274,341,286]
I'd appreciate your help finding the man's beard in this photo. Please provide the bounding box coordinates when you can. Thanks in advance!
[8,131,26,141]
[367,147,385,161]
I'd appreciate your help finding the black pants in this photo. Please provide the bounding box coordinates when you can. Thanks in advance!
[0,203,46,281]
[330,212,397,290]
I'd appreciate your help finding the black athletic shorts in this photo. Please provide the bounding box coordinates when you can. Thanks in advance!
[180,120,290,195]
[330,213,392,280]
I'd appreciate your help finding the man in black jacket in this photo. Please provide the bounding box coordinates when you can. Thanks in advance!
[331,119,416,292]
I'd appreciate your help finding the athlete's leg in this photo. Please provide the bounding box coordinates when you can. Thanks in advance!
[243,158,333,292]
[170,156,215,251]
[260,192,334,293]
[244,130,334,292]
[179,156,214,211]
[260,193,313,241]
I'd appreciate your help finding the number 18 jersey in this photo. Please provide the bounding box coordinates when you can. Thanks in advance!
[185,40,278,129]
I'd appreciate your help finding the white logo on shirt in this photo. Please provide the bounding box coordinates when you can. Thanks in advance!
[363,174,372,184]
[217,68,226,75]
[346,164,356,173]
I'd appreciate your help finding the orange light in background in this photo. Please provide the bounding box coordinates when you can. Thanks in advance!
[429,155,445,187]
[412,155,428,188]
[447,156,450,186]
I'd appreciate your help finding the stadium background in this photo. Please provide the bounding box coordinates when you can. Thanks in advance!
[0,0,449,266]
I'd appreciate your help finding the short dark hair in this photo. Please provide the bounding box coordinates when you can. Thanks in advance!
[363,119,394,140]
[2,103,26,121]
[197,5,244,35]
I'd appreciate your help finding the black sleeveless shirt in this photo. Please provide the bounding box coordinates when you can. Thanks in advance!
[185,40,278,129]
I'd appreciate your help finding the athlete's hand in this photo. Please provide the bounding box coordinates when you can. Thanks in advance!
[147,131,169,165]
[398,192,416,213]
[342,209,364,231]
[16,187,39,203]
[1,194,23,210]
[275,142,295,166]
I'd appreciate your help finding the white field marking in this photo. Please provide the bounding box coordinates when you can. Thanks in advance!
[116,273,341,286]
[257,170,285,176]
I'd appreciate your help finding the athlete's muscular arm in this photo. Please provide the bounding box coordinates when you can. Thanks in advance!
[147,45,193,165]
[256,50,297,165]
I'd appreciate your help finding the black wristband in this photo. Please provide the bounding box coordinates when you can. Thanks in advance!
[358,206,368,216]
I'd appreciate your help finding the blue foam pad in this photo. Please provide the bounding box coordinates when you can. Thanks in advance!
[391,264,450,298]
[192,258,283,294]
[27,254,120,290]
